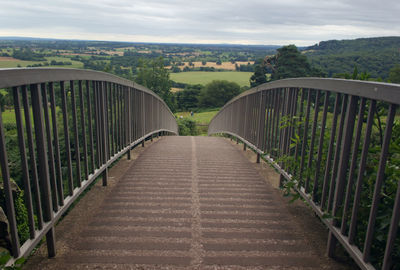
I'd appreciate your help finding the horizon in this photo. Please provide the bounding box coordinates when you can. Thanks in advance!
[0,35,398,48]
[1,0,399,47]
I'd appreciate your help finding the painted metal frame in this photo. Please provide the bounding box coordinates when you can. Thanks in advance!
[0,68,178,263]
[209,77,400,270]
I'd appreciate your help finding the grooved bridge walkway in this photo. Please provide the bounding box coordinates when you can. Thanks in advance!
[25,136,351,270]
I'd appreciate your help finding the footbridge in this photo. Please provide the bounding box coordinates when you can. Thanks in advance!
[0,68,399,270]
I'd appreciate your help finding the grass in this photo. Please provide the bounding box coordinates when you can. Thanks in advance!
[170,71,252,87]
[1,109,17,124]
[175,109,219,125]
[0,56,84,69]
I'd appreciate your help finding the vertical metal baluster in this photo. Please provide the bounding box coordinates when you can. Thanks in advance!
[134,90,138,141]
[49,83,64,206]
[265,91,273,153]
[132,90,136,141]
[60,81,74,195]
[287,89,299,169]
[257,92,267,155]
[278,88,288,158]
[294,88,305,172]
[127,88,131,159]
[110,84,115,156]
[13,87,35,239]
[97,82,104,165]
[327,95,358,257]
[30,83,56,257]
[363,104,397,263]
[312,91,330,201]
[284,89,294,171]
[142,92,146,145]
[305,90,320,192]
[279,88,289,168]
[117,85,121,150]
[269,91,277,155]
[123,87,127,148]
[327,95,348,211]
[87,81,95,173]
[340,98,366,234]
[104,83,109,159]
[22,85,43,228]
[243,96,249,150]
[93,82,100,167]
[251,94,256,144]
[348,100,376,244]
[321,93,341,209]
[273,90,281,156]
[285,89,295,164]
[299,89,312,183]
[382,174,400,270]
[79,81,89,180]
[41,83,59,210]
[70,81,81,187]
[100,83,108,186]
[120,86,125,148]
[0,98,20,257]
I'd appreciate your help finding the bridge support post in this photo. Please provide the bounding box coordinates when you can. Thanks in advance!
[236,137,239,144]
[142,140,145,147]
[279,174,285,188]
[327,232,337,258]
[127,149,131,160]
[243,144,246,151]
[102,168,108,186]
[151,134,153,142]
[257,153,260,163]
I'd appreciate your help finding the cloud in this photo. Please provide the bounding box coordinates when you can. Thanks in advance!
[0,0,399,45]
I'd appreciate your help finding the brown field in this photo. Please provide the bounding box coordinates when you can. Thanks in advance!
[167,61,254,71]
[171,87,184,93]
[0,57,20,61]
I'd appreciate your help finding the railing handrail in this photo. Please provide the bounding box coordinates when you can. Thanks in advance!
[0,68,175,117]
[0,68,178,264]
[209,78,400,270]
[217,77,400,112]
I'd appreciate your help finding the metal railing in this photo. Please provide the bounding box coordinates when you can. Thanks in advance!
[208,78,400,270]
[0,68,178,262]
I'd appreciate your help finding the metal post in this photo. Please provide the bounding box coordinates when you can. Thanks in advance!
[31,84,56,257]
[0,103,20,257]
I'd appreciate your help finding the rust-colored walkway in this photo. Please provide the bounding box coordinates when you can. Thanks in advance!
[25,137,352,269]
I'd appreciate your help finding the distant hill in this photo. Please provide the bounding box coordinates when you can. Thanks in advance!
[303,37,400,79]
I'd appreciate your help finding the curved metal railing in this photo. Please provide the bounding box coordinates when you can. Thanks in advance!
[209,78,400,270]
[0,68,178,262]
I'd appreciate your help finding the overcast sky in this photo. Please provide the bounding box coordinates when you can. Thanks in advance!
[0,0,399,46]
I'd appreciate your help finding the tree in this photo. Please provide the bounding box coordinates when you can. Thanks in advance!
[136,57,176,111]
[250,59,268,87]
[198,80,241,108]
[388,65,400,83]
[268,45,324,80]
[175,85,202,111]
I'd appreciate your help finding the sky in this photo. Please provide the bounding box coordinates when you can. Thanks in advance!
[0,0,399,46]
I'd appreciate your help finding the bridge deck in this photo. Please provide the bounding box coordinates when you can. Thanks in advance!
[24,136,352,269]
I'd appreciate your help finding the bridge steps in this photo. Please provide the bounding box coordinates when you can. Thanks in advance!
[24,136,352,269]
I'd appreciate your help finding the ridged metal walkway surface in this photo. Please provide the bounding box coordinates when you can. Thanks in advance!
[25,136,351,269]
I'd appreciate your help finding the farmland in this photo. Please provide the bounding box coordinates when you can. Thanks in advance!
[175,109,219,125]
[170,71,253,87]
[0,56,83,68]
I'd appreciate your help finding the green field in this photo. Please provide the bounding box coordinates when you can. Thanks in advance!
[0,56,84,69]
[175,109,219,125]
[170,71,252,87]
